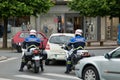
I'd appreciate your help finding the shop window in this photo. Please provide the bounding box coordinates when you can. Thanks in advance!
[8,16,30,27]
[66,17,74,33]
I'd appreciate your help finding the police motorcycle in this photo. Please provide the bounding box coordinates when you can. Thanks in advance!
[61,44,91,71]
[22,45,43,73]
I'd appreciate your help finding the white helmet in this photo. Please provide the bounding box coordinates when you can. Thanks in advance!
[30,29,37,36]
[75,29,83,35]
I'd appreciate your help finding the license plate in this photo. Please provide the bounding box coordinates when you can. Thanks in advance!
[54,54,64,57]
[32,56,40,60]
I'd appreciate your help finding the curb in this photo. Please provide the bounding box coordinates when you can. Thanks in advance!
[85,46,118,50]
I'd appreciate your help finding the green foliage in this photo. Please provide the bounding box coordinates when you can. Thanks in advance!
[0,0,54,48]
[68,0,120,17]
[108,0,120,17]
[0,0,54,18]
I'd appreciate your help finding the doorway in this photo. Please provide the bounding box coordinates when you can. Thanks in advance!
[74,17,83,30]
[65,16,83,33]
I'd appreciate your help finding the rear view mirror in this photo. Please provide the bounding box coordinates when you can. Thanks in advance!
[104,53,111,59]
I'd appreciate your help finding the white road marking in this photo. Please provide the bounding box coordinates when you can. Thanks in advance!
[0,57,17,63]
[42,73,80,80]
[0,78,12,80]
[15,74,55,80]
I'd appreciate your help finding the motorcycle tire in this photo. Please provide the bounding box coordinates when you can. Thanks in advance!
[33,62,39,73]
[27,65,31,70]
[33,65,39,73]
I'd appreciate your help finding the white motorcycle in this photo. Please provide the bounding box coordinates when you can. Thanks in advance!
[22,45,43,73]
[62,45,92,70]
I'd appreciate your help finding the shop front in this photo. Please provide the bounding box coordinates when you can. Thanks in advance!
[105,16,119,40]
[84,17,99,41]
[65,13,83,33]
[83,16,119,42]
[39,13,83,37]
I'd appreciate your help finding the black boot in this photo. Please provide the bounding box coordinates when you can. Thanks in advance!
[65,63,71,74]
[41,67,44,72]
[40,61,44,72]
[40,64,44,72]
[19,62,25,72]
[64,70,70,74]
[19,68,23,72]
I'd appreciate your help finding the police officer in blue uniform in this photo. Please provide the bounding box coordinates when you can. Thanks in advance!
[65,29,86,74]
[19,29,45,72]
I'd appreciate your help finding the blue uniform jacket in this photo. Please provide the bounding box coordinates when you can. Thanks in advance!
[22,35,41,49]
[68,35,86,49]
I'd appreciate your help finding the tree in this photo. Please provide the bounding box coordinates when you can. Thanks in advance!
[68,0,120,19]
[0,0,54,48]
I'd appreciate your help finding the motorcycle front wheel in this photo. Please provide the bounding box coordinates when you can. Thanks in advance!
[34,66,39,73]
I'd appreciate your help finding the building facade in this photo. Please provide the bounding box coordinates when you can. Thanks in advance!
[0,0,119,42]
[35,1,84,37]
[34,0,119,41]
[83,16,119,41]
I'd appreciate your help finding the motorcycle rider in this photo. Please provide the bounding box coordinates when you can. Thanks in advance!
[19,29,46,72]
[64,29,86,74]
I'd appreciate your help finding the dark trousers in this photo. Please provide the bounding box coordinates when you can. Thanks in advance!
[66,57,72,72]
[65,50,77,72]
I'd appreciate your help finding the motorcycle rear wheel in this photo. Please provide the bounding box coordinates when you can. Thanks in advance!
[33,63,39,73]
[27,65,31,70]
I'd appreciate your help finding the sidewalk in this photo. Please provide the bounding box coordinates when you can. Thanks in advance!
[85,40,118,50]
[0,38,11,48]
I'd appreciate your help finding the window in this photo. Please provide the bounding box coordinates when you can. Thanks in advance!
[8,16,30,27]
[111,48,120,58]
[19,33,29,38]
[49,35,72,44]
[37,33,44,39]
[19,32,44,39]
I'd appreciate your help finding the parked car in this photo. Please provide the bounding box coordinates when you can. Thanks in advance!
[75,46,120,80]
[11,31,48,52]
[45,33,74,65]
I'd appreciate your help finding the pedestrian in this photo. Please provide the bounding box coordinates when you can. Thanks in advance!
[21,23,27,31]
[57,23,63,33]
[27,22,31,31]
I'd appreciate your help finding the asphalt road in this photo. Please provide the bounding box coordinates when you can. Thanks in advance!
[0,49,113,80]
[0,50,80,80]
